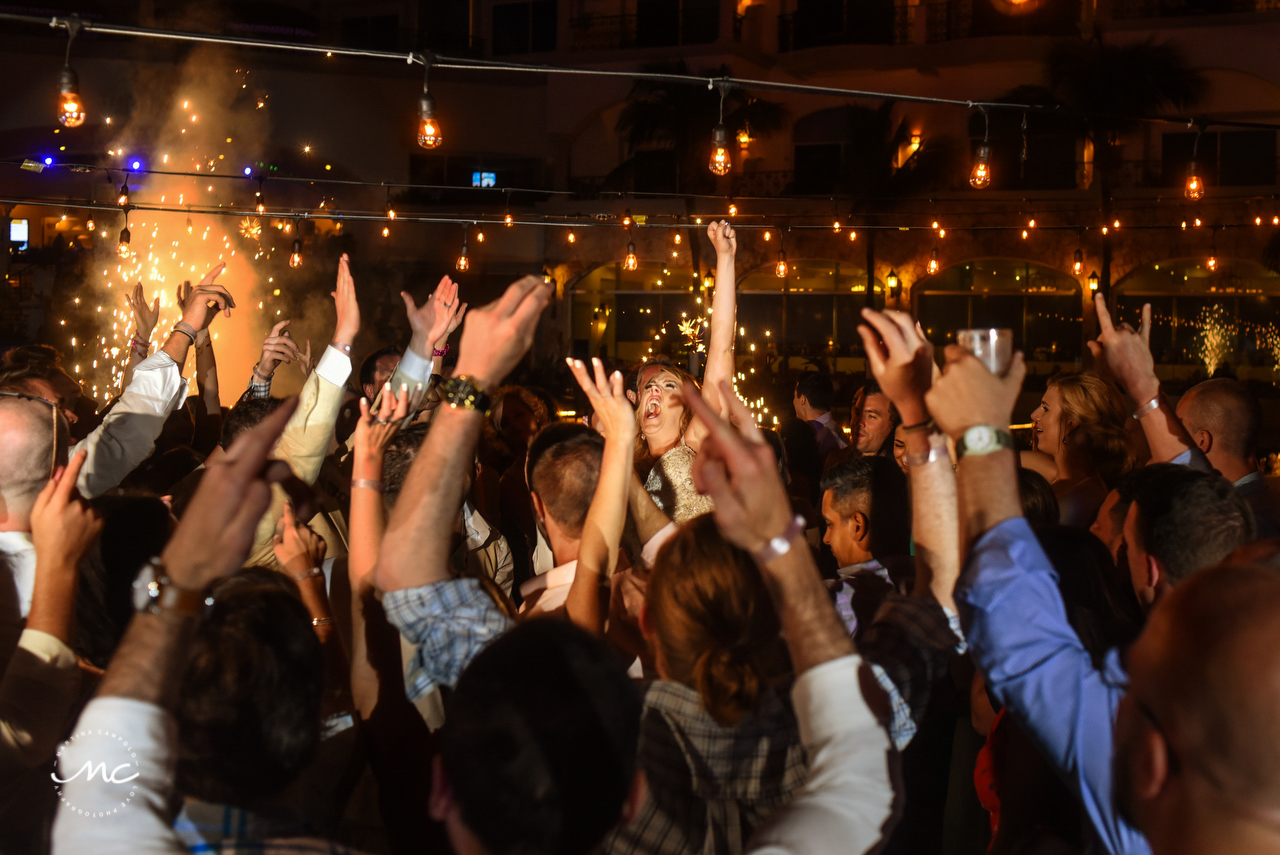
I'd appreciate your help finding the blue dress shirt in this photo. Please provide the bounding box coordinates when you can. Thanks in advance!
[958,516,1148,855]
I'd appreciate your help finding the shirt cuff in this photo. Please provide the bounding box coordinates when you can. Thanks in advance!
[640,522,678,569]
[18,628,77,667]
[398,347,435,384]
[792,654,872,747]
[314,346,353,388]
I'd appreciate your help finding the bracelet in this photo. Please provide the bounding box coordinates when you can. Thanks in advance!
[904,432,950,467]
[1132,395,1161,420]
[352,479,385,493]
[251,363,274,383]
[752,514,807,565]
[170,326,196,345]
[292,566,324,582]
[311,617,332,626]
[433,344,450,357]
[174,320,199,339]
[901,417,936,435]
[330,341,352,355]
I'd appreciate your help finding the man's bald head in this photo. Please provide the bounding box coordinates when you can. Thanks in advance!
[0,395,56,525]
[1118,562,1280,840]
[1179,379,1261,463]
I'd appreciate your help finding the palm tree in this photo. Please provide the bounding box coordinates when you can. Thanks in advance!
[1004,38,1206,295]
[834,101,954,306]
[610,61,786,274]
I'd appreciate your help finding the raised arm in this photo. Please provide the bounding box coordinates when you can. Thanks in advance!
[697,220,738,421]
[564,357,636,635]
[376,275,551,594]
[382,277,465,417]
[120,282,158,393]
[75,264,233,498]
[684,385,895,855]
[1090,294,1200,467]
[242,319,302,401]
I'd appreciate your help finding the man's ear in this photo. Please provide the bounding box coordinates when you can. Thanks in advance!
[530,490,547,525]
[626,389,638,405]
[1146,554,1163,596]
[429,755,454,822]
[1194,429,1213,455]
[852,510,871,544]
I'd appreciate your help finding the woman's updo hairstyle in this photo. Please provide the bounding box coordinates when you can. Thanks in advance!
[647,514,787,727]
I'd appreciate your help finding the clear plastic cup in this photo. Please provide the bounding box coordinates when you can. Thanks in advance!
[956,328,1013,376]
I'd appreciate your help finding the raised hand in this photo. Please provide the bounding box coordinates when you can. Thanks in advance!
[30,450,102,581]
[160,398,298,591]
[296,339,314,379]
[127,282,160,341]
[1088,293,1157,403]
[332,253,360,347]
[925,347,1027,441]
[685,381,793,556]
[568,357,636,445]
[355,383,411,464]
[453,275,553,390]
[857,308,934,426]
[707,220,736,257]
[178,263,234,332]
[401,276,467,353]
[257,319,302,378]
[273,500,327,579]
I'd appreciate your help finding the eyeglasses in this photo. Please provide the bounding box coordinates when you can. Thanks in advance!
[0,391,64,479]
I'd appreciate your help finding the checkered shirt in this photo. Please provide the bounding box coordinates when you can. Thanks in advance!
[383,578,514,701]
[860,593,966,750]
[239,374,273,402]
[603,680,806,855]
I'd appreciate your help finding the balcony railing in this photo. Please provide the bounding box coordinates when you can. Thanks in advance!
[732,170,795,197]
[1112,0,1280,18]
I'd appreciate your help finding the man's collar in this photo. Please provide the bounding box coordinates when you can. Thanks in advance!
[836,559,887,582]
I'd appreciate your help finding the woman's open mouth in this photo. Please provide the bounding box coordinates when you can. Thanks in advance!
[644,400,662,421]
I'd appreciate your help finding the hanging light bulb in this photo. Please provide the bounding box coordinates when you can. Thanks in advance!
[1073,248,1083,275]
[417,55,442,150]
[932,220,940,230]
[969,144,992,189]
[774,249,788,279]
[568,230,576,243]
[117,224,131,259]
[386,200,396,220]
[256,193,265,215]
[938,228,946,239]
[86,216,95,232]
[456,234,470,272]
[1185,162,1204,200]
[1207,255,1218,272]
[1274,216,1279,226]
[476,229,485,242]
[1257,217,1263,226]
[57,67,85,127]
[1028,217,1037,229]
[737,127,751,151]
[763,230,771,241]
[623,240,639,271]
[186,214,193,234]
[289,237,303,268]
[728,203,738,217]
[709,123,731,176]
[1021,229,1029,240]
[1195,218,1202,228]
[56,23,85,127]
[1113,219,1121,229]
[674,232,682,244]
[833,220,841,233]
[117,178,130,208]
[928,247,939,275]
[382,226,390,238]
[504,213,513,227]
[622,209,632,228]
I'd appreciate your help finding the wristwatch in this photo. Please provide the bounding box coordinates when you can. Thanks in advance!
[443,374,492,417]
[752,514,806,565]
[132,557,212,616]
[956,425,1015,460]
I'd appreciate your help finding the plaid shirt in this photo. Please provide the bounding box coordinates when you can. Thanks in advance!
[383,578,513,701]
[239,374,272,403]
[860,593,966,750]
[604,680,806,855]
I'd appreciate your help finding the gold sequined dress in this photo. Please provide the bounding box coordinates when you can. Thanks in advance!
[644,443,714,524]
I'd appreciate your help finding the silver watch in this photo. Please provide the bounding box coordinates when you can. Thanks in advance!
[956,425,1014,460]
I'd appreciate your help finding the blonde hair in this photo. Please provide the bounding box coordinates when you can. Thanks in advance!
[632,359,697,459]
[1047,371,1134,486]
[647,515,787,727]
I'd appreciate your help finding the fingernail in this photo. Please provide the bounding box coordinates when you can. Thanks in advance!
[400,383,408,393]
[361,397,368,405]
[384,381,392,391]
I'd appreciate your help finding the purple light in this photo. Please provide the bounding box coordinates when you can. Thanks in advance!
[243,167,251,175]
[43,157,53,165]
[131,160,141,170]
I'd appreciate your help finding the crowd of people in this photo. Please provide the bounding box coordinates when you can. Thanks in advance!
[0,219,1278,855]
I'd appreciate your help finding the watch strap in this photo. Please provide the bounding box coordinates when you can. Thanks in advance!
[956,426,1015,460]
[443,375,492,416]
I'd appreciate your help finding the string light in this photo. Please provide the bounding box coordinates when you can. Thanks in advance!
[622,209,633,228]
[567,230,576,243]
[476,228,485,242]
[674,233,681,244]
[938,228,946,239]
[1186,126,1205,200]
[86,216,95,232]
[709,84,731,176]
[255,184,265,215]
[774,248,788,278]
[849,230,857,241]
[623,238,638,271]
[386,199,396,220]
[1028,216,1037,229]
[117,176,130,208]
[417,56,442,149]
[1207,255,1218,272]
[117,213,131,259]
[728,203,737,216]
[1073,248,1083,275]
[382,225,390,237]
[456,232,469,272]
[56,20,85,127]
[928,247,939,275]
[833,220,841,233]
[970,109,992,189]
[763,230,771,241]
[186,212,193,234]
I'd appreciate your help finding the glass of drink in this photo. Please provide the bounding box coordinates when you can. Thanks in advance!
[956,328,1013,376]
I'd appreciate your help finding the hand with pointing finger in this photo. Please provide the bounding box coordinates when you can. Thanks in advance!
[257,319,302,379]
[179,263,235,332]
[1088,293,1157,403]
[857,308,934,427]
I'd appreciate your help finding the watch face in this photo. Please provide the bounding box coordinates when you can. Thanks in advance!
[966,425,997,453]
